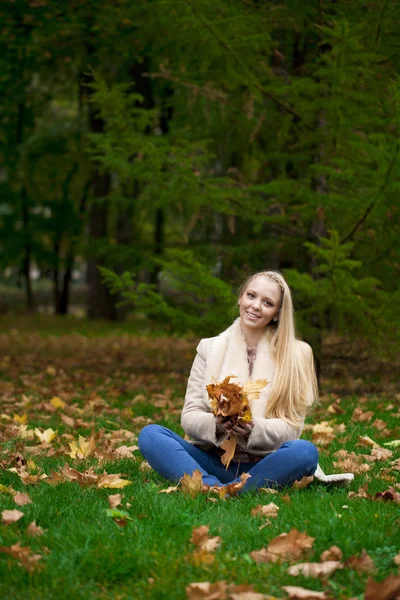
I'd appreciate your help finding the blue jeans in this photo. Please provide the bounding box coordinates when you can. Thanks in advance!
[138,424,318,492]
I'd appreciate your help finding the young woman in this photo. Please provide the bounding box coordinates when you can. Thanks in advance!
[138,271,353,491]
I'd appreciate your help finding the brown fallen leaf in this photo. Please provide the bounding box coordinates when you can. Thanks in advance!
[348,484,369,500]
[282,586,330,599]
[352,408,374,422]
[186,580,227,600]
[181,470,203,498]
[60,414,75,427]
[374,486,400,504]
[159,486,179,494]
[14,492,32,506]
[0,542,42,572]
[2,509,24,525]
[229,585,269,600]
[320,546,343,562]
[251,528,315,564]
[190,526,221,553]
[26,521,46,537]
[364,573,400,600]
[371,447,393,461]
[358,435,380,449]
[287,560,343,579]
[281,494,292,505]
[188,549,216,567]
[108,493,122,509]
[251,503,279,519]
[346,548,376,574]
[292,476,314,490]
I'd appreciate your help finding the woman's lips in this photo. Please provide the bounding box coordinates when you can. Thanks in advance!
[246,311,260,320]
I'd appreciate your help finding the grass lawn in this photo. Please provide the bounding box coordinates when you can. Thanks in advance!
[0,315,399,600]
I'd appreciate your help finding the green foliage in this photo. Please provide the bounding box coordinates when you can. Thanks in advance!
[100,249,236,336]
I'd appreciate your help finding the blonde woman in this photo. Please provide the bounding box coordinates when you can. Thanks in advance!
[138,271,353,491]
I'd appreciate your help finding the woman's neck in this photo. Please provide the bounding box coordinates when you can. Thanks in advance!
[241,324,265,348]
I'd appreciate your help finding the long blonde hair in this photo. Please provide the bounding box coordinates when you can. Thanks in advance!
[238,271,318,427]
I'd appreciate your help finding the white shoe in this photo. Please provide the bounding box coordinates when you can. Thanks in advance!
[314,464,354,487]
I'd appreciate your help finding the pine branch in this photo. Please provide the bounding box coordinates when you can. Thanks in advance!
[187,0,304,123]
[341,142,400,244]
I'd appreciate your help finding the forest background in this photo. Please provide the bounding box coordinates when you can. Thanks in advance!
[1,0,400,376]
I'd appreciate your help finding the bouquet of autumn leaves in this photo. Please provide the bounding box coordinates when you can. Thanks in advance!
[206,376,267,469]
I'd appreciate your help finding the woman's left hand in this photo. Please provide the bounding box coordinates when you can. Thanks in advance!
[230,419,254,438]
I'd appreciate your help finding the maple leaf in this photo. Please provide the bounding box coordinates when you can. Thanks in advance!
[159,486,179,494]
[220,437,237,469]
[243,378,268,401]
[68,435,96,459]
[34,428,57,443]
[348,484,370,500]
[190,525,221,552]
[251,503,279,519]
[13,413,28,424]
[181,470,203,497]
[374,486,400,504]
[281,586,330,599]
[358,435,380,449]
[292,476,314,489]
[346,548,376,573]
[364,574,400,600]
[251,528,314,564]
[97,473,132,489]
[186,581,227,600]
[108,493,123,509]
[2,509,24,525]
[13,492,32,506]
[50,396,65,409]
[320,546,343,562]
[0,542,42,572]
[370,447,393,461]
[26,521,46,537]
[287,560,343,579]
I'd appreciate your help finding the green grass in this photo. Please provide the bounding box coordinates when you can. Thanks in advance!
[0,315,399,600]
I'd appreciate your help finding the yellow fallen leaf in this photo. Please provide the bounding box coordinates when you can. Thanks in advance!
[50,397,65,409]
[97,473,132,489]
[68,436,96,459]
[181,470,203,498]
[0,484,16,495]
[34,428,57,443]
[15,424,34,439]
[13,413,28,424]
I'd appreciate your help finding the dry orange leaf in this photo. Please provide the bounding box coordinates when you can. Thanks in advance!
[287,560,343,579]
[320,546,343,562]
[281,586,330,599]
[370,447,393,461]
[251,528,314,564]
[26,521,46,537]
[186,581,227,600]
[68,435,96,459]
[251,503,279,519]
[14,492,32,506]
[181,470,203,498]
[0,542,42,572]
[2,509,24,525]
[346,548,376,574]
[292,476,314,490]
[220,437,237,469]
[159,486,179,494]
[364,574,400,600]
[97,473,132,489]
[190,525,221,552]
[107,493,123,509]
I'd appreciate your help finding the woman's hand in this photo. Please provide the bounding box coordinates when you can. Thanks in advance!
[215,415,235,434]
[230,419,254,438]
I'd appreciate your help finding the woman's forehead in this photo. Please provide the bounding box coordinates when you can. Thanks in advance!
[245,276,282,299]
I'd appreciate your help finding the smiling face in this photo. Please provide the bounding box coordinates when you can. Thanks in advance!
[239,276,282,340]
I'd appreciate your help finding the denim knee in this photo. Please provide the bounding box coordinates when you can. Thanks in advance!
[138,424,164,454]
[284,439,318,467]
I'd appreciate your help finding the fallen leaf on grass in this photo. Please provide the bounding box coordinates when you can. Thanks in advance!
[205,473,251,500]
[374,486,400,504]
[68,435,96,459]
[2,509,24,524]
[13,413,28,424]
[97,473,132,489]
[251,503,279,519]
[370,447,393,461]
[346,548,376,573]
[105,508,132,527]
[159,486,179,494]
[113,444,138,458]
[320,546,343,562]
[292,476,314,489]
[50,396,65,409]
[352,408,374,422]
[190,526,221,552]
[282,586,330,599]
[384,439,400,449]
[139,460,152,471]
[364,573,400,600]
[34,428,57,443]
[0,484,16,496]
[348,484,369,499]
[251,528,314,564]
[14,492,32,506]
[181,470,203,498]
[0,542,42,572]
[287,560,343,579]
[60,414,75,427]
[107,493,122,509]
[26,521,46,537]
[358,435,380,449]
[186,581,226,600]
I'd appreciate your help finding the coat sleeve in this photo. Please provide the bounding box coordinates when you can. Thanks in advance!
[181,339,229,447]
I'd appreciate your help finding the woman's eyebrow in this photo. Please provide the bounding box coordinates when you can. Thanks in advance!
[247,289,276,302]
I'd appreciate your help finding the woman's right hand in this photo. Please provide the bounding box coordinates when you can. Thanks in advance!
[215,415,235,434]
